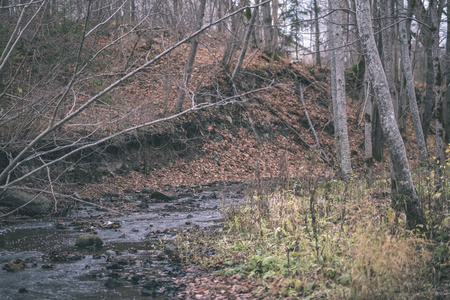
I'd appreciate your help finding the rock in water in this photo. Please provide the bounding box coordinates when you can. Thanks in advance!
[150,191,174,201]
[75,234,104,248]
[104,278,124,288]
[3,259,25,272]
[141,188,153,194]
[0,189,53,216]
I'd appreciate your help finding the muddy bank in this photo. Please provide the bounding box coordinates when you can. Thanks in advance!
[0,183,244,299]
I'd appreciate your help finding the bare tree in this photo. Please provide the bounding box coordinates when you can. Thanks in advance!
[221,0,244,70]
[313,0,321,66]
[0,0,272,210]
[380,0,398,120]
[271,0,279,57]
[328,0,352,179]
[363,67,374,184]
[445,0,450,144]
[355,0,425,228]
[262,0,272,54]
[175,0,207,112]
[231,0,258,80]
[398,3,427,164]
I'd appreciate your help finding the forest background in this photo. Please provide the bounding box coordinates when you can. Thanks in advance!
[0,0,449,298]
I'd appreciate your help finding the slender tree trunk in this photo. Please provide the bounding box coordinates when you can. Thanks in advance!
[231,0,258,80]
[328,0,352,179]
[313,0,321,66]
[175,0,207,112]
[271,0,279,57]
[364,67,374,185]
[445,0,450,144]
[262,0,272,54]
[356,0,425,228]
[398,5,428,163]
[430,2,443,188]
[222,1,242,70]
[423,38,435,138]
[371,0,384,162]
[380,0,398,120]
[217,0,223,32]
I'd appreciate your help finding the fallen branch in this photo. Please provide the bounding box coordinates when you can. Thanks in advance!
[0,186,117,218]
[254,96,333,168]
[294,83,331,165]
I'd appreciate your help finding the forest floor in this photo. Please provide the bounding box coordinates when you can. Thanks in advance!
[68,30,426,200]
[65,32,448,299]
[2,29,448,299]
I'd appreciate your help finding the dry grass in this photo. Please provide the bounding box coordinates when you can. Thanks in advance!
[174,176,444,299]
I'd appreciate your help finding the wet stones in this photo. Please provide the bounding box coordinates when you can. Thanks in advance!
[41,264,54,270]
[0,190,53,216]
[55,221,68,229]
[150,191,174,201]
[3,259,25,272]
[104,278,125,288]
[47,250,85,262]
[141,278,182,298]
[105,249,116,257]
[75,234,104,248]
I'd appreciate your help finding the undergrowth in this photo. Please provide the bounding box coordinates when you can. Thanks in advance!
[174,174,449,299]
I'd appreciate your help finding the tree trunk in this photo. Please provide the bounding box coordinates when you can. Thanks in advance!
[398,5,428,163]
[262,0,272,54]
[430,2,443,188]
[222,0,242,70]
[313,0,321,66]
[446,0,450,144]
[217,0,223,32]
[356,0,425,228]
[371,0,384,162]
[380,0,398,120]
[363,67,374,185]
[422,38,434,138]
[231,0,258,80]
[271,0,279,57]
[175,0,207,112]
[328,0,352,180]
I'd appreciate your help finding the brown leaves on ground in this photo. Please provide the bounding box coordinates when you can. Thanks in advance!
[175,269,266,300]
[62,29,425,207]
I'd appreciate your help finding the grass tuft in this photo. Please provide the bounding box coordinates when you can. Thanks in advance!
[174,176,448,299]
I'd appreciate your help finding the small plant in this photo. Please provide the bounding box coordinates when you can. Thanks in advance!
[175,174,447,298]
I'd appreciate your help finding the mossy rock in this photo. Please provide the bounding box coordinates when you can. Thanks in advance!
[75,234,104,248]
[150,191,174,201]
[3,259,25,272]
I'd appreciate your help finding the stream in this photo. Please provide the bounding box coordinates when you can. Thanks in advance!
[0,183,245,299]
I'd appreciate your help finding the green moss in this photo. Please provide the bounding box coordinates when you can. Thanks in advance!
[75,234,104,248]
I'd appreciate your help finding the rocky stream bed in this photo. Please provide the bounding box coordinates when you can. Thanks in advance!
[0,183,245,299]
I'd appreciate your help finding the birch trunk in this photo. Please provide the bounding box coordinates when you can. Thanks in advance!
[431,3,443,187]
[398,5,428,163]
[313,0,321,66]
[231,0,258,80]
[328,0,352,179]
[380,0,398,120]
[364,67,374,185]
[356,0,425,228]
[271,0,278,56]
[446,0,450,144]
[175,0,207,112]
[222,1,242,70]
[262,0,272,53]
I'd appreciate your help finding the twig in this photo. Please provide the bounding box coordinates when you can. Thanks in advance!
[294,83,331,165]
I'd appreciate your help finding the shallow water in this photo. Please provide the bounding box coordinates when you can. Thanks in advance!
[0,184,244,299]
